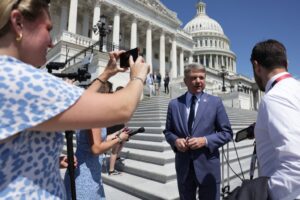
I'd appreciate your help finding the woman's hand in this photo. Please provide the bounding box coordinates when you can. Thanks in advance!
[119,128,130,142]
[100,50,128,80]
[129,55,150,83]
[59,156,78,168]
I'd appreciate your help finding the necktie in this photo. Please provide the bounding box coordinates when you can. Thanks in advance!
[188,95,197,134]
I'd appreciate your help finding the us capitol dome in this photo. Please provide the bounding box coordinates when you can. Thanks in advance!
[184,1,237,75]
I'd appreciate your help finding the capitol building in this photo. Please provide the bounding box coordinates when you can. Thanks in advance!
[47,0,262,110]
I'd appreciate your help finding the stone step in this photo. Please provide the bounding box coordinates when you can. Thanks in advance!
[120,147,174,165]
[115,159,176,183]
[128,126,164,134]
[124,140,171,152]
[128,121,165,127]
[130,133,165,142]
[133,110,167,115]
[131,115,166,120]
[102,173,179,200]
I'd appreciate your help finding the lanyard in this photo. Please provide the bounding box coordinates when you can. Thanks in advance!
[271,73,292,88]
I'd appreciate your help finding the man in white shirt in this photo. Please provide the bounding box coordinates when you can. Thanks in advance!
[146,73,154,97]
[251,39,300,200]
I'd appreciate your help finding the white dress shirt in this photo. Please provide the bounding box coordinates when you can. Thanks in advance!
[255,72,300,200]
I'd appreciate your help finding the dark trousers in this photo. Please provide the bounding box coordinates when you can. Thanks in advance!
[177,162,220,200]
[164,84,169,94]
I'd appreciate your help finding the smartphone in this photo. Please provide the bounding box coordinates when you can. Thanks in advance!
[120,48,139,68]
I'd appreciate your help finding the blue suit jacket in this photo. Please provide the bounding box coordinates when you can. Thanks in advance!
[164,92,233,185]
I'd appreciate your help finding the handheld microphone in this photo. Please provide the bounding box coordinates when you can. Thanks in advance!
[128,127,145,137]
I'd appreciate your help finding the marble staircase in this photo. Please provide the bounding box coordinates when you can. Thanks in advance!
[99,94,257,200]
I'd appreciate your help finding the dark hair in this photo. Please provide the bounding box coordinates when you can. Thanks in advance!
[250,39,287,70]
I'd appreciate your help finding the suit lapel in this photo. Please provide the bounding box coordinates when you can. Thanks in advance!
[192,93,209,133]
[178,93,189,136]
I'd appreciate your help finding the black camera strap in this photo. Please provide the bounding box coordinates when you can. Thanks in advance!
[249,141,257,180]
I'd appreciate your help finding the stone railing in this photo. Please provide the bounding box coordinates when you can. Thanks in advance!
[53,30,94,48]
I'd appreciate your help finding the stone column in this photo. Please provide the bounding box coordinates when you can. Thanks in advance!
[112,10,120,50]
[92,2,101,40]
[171,38,177,78]
[130,17,137,49]
[214,55,218,69]
[203,54,207,67]
[159,31,165,78]
[233,59,237,73]
[250,90,254,110]
[68,0,78,33]
[82,10,89,37]
[227,57,230,70]
[222,55,225,67]
[146,24,152,72]
[60,4,68,33]
[209,54,212,68]
[189,52,193,64]
[179,49,184,76]
[197,55,200,64]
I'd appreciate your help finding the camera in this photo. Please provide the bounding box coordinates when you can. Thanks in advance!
[235,123,255,142]
[120,48,139,68]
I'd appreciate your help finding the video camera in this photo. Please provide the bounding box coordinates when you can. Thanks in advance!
[47,53,93,83]
[51,68,91,82]
[235,123,256,142]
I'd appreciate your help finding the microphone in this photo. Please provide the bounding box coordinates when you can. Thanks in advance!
[128,127,145,137]
[235,123,256,142]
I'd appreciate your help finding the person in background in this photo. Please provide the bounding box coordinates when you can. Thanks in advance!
[156,72,162,95]
[64,83,130,200]
[251,39,300,200]
[164,73,170,94]
[146,73,154,97]
[107,86,127,175]
[164,63,232,200]
[0,0,149,199]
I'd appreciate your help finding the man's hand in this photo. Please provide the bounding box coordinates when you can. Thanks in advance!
[186,137,206,150]
[175,138,189,152]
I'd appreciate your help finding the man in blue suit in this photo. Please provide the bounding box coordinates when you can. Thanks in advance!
[164,63,233,200]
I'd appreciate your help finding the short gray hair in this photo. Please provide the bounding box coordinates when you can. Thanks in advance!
[184,63,206,77]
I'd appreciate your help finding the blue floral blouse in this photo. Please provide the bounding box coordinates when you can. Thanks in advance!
[0,56,84,199]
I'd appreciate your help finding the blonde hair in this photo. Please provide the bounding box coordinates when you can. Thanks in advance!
[0,0,49,37]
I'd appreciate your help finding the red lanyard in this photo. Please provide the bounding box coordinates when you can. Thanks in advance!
[271,74,292,88]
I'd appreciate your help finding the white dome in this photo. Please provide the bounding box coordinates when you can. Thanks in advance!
[183,1,224,35]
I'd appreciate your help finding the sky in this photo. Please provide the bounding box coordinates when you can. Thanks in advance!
[160,0,300,79]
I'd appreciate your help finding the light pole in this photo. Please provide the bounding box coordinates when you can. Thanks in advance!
[219,66,228,92]
[93,15,112,52]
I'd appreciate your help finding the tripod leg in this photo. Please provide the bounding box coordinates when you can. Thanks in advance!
[66,131,76,200]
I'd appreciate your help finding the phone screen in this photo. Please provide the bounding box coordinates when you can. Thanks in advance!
[120,48,139,68]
